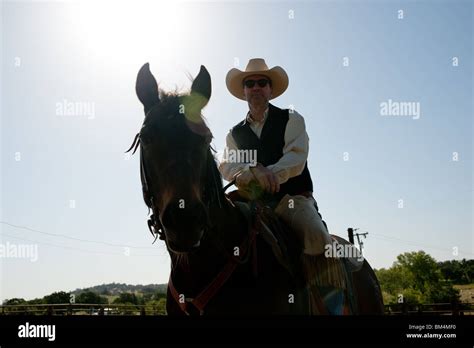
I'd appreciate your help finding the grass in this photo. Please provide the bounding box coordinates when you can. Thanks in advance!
[454,283,474,303]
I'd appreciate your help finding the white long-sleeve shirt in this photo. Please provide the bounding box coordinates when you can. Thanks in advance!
[219,107,310,185]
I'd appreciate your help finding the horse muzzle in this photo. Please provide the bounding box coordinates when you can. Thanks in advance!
[160,201,207,253]
[166,235,202,254]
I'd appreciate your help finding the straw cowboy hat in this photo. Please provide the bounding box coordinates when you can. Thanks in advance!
[226,58,289,100]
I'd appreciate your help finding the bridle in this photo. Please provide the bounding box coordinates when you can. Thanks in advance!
[126,107,256,316]
[126,130,165,244]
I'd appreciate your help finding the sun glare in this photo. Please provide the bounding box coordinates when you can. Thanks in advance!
[70,1,187,65]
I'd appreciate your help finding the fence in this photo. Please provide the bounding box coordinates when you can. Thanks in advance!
[384,302,474,315]
[0,303,165,316]
[2,302,474,315]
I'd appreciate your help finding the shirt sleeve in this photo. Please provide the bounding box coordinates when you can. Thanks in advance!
[267,110,309,184]
[218,130,251,182]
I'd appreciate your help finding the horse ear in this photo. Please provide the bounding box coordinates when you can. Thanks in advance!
[136,63,160,114]
[190,65,211,109]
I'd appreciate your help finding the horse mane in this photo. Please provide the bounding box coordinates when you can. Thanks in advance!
[204,147,226,209]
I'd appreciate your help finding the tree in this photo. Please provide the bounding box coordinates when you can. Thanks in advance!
[100,289,111,296]
[375,251,461,304]
[427,282,459,303]
[43,291,71,304]
[2,298,26,305]
[376,265,413,294]
[27,298,45,305]
[395,251,441,294]
[376,266,426,304]
[145,298,167,315]
[153,292,167,301]
[113,292,139,305]
[438,259,474,284]
[76,291,108,304]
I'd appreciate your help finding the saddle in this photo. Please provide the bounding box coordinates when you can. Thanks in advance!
[227,190,363,315]
[330,235,365,273]
[228,190,364,273]
[227,191,303,276]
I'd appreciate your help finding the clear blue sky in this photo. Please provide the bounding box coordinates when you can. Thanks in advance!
[1,0,472,302]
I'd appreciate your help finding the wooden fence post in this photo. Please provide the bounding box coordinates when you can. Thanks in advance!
[402,302,408,315]
[417,305,423,315]
[452,300,459,316]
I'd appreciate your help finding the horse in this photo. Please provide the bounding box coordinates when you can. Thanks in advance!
[127,63,384,316]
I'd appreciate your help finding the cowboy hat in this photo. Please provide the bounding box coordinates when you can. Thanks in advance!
[226,58,289,100]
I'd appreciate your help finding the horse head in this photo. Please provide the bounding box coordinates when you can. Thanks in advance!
[132,63,219,254]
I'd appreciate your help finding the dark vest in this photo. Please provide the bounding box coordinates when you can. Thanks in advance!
[231,103,313,198]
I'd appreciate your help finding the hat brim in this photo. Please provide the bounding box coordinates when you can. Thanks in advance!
[225,66,289,101]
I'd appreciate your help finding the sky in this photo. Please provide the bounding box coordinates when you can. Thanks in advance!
[0,0,472,302]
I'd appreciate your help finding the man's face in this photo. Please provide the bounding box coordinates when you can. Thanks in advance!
[243,74,272,108]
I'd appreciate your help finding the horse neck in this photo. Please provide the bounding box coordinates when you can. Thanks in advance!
[169,198,247,294]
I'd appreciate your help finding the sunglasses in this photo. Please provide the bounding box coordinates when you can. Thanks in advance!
[243,79,270,88]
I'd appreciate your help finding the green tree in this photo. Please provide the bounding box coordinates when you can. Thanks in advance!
[395,251,441,294]
[153,292,167,301]
[113,292,139,305]
[145,298,167,315]
[76,291,108,304]
[376,265,413,294]
[375,251,460,304]
[438,259,474,284]
[2,298,26,305]
[427,282,459,303]
[44,291,71,304]
[27,298,45,305]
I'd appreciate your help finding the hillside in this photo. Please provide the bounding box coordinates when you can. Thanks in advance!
[70,283,168,296]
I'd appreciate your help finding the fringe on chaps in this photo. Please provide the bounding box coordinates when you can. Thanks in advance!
[302,254,346,289]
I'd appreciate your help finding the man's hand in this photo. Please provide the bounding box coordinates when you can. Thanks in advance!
[235,164,280,194]
[235,169,255,188]
[250,164,280,194]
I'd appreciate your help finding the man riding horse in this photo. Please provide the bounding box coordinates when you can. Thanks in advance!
[219,58,347,314]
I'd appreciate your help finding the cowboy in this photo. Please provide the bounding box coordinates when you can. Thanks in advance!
[219,58,347,314]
